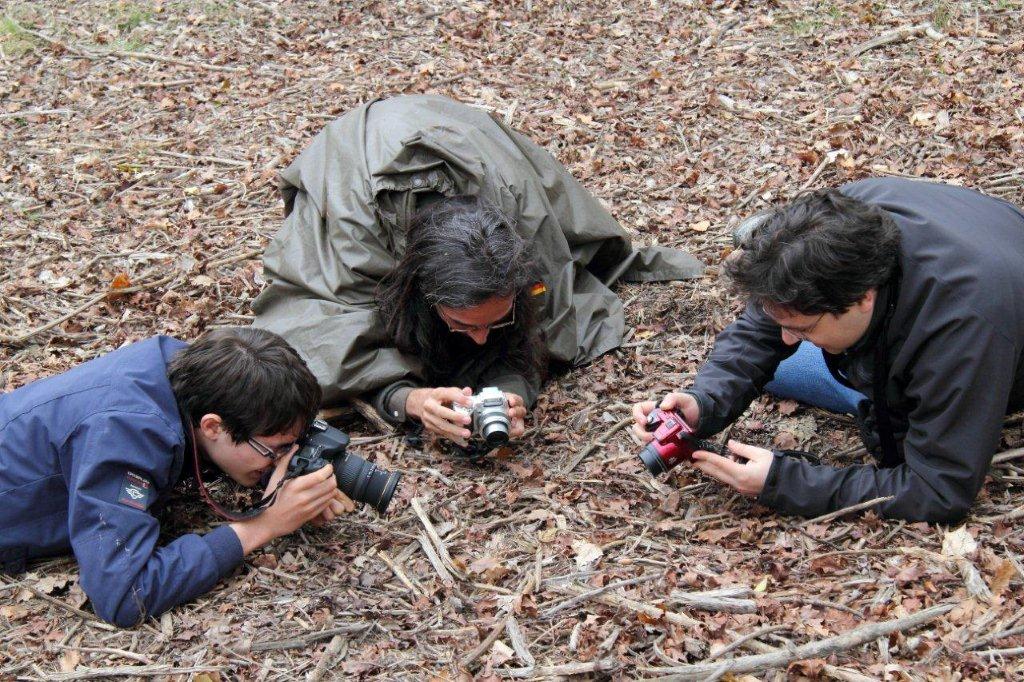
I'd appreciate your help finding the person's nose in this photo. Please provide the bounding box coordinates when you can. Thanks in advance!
[467,328,490,345]
[780,329,800,346]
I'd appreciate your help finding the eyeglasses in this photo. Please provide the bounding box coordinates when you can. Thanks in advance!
[758,303,826,341]
[778,312,826,341]
[246,437,295,462]
[437,303,516,334]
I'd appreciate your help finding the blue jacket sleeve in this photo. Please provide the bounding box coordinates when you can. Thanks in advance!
[66,411,243,627]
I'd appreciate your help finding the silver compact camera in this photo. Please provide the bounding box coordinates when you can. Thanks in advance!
[453,386,511,447]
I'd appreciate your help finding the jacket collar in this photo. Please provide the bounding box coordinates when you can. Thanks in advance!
[840,265,902,359]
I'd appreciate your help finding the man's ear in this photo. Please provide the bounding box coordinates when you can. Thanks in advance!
[198,414,224,441]
[857,288,877,313]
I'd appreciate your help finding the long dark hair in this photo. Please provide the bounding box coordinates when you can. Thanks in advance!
[377,195,544,385]
[725,189,901,315]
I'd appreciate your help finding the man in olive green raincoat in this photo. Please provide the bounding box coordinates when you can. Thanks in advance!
[253,95,702,444]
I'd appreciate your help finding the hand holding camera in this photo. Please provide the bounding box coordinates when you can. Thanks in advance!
[230,463,339,554]
[286,420,401,514]
[407,385,526,447]
[631,392,701,444]
[632,394,772,496]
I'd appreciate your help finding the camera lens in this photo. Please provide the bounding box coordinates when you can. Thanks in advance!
[637,443,669,476]
[479,417,510,446]
[476,402,510,447]
[335,453,402,514]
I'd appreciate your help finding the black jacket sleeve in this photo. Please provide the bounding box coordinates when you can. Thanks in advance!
[687,305,798,437]
[758,312,1017,522]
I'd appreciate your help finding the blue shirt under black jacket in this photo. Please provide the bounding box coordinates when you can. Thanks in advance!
[0,336,243,627]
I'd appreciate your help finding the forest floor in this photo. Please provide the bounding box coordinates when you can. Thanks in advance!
[2,1,1024,680]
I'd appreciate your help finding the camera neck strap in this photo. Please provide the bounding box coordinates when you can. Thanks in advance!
[187,421,285,522]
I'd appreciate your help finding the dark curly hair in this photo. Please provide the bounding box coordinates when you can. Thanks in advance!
[725,189,901,315]
[376,195,545,385]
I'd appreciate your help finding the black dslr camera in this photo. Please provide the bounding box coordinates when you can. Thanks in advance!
[286,420,401,514]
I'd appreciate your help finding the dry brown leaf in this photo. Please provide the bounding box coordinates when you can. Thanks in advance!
[988,558,1018,596]
[772,431,798,450]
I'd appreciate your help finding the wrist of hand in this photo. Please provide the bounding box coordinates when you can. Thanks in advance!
[229,520,275,556]
[405,388,428,420]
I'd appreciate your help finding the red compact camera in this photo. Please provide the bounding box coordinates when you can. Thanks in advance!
[637,408,723,476]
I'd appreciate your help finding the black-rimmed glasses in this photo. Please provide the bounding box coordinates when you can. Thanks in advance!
[437,303,516,334]
[246,437,295,462]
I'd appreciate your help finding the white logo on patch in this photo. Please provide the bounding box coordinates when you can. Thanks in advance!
[125,487,144,500]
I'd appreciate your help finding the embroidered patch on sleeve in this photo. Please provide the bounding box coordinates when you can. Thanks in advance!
[118,471,153,510]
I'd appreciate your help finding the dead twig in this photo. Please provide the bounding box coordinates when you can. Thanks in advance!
[0,274,178,346]
[540,574,658,618]
[306,634,347,682]
[801,496,895,527]
[461,612,513,671]
[992,446,1024,465]
[350,397,395,434]
[411,497,466,580]
[149,149,250,168]
[20,585,115,630]
[549,582,700,627]
[563,416,632,473]
[107,50,245,73]
[39,665,225,680]
[248,624,370,652]
[669,586,757,614]
[640,603,954,680]
[849,24,935,57]
[375,548,424,597]
[706,625,790,661]
[496,659,620,678]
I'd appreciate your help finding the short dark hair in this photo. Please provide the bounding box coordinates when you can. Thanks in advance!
[724,189,901,315]
[377,195,545,384]
[168,327,321,442]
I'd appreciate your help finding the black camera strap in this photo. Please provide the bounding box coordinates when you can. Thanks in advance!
[187,422,284,522]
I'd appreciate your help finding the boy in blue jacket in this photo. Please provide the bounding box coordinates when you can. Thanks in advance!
[0,328,347,627]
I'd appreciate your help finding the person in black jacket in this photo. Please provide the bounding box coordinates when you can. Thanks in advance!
[633,178,1024,522]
